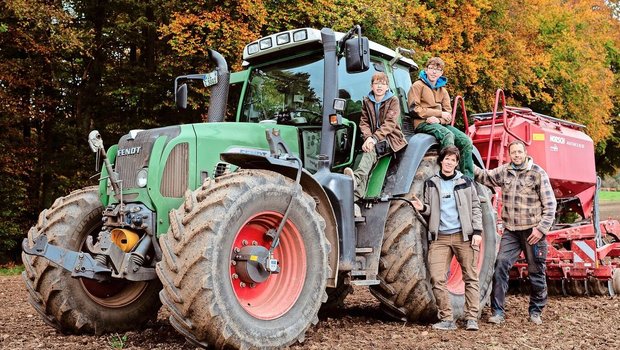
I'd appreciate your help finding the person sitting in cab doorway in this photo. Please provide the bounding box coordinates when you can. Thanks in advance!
[344,72,407,216]
[407,57,474,178]
[411,146,483,331]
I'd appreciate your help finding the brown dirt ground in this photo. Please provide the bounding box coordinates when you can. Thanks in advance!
[1,274,620,350]
[3,202,619,350]
[599,201,620,221]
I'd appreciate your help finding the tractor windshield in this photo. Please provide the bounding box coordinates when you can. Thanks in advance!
[240,55,381,125]
[241,55,324,124]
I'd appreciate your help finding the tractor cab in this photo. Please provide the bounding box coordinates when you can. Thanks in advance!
[205,27,418,175]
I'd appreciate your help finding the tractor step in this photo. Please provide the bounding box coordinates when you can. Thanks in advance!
[351,279,380,286]
[350,270,367,276]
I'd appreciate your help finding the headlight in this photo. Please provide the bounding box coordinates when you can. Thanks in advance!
[136,168,148,188]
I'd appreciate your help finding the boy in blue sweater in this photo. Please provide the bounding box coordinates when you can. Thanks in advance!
[412,146,483,331]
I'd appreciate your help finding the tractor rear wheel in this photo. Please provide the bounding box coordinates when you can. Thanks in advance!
[157,170,329,349]
[21,187,162,334]
[370,154,499,321]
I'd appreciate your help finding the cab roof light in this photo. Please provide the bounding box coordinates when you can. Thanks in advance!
[276,33,291,45]
[243,28,354,62]
[259,38,273,50]
[247,43,259,55]
[293,29,307,42]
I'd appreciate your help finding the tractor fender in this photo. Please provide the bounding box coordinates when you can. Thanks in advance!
[385,133,485,196]
[220,152,340,288]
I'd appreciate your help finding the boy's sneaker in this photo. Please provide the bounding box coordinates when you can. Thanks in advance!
[353,204,362,217]
[465,319,479,331]
[344,167,356,189]
[529,313,542,325]
[487,314,505,324]
[432,320,457,331]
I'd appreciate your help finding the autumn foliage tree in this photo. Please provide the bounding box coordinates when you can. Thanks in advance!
[0,0,619,261]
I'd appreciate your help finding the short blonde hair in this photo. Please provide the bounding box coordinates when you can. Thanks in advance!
[426,57,445,69]
[371,72,389,85]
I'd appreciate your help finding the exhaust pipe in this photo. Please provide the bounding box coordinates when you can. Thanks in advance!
[174,49,230,122]
[206,49,229,123]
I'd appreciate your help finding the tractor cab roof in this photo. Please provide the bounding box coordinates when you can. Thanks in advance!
[242,28,418,70]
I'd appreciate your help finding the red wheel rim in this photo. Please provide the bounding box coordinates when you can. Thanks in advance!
[230,211,307,320]
[446,239,485,295]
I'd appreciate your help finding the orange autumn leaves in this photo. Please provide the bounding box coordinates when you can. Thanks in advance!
[163,0,619,145]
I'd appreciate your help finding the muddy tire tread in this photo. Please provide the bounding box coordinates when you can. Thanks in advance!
[22,186,161,334]
[158,171,330,349]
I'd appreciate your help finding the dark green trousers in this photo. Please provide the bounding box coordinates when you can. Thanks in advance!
[352,149,377,200]
[416,122,474,178]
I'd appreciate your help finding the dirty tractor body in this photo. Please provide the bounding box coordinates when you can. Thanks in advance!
[22,27,500,348]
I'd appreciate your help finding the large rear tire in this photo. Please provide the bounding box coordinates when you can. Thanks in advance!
[21,187,162,334]
[370,154,499,321]
[157,170,330,349]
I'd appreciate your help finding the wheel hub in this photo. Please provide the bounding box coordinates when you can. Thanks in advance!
[234,245,280,284]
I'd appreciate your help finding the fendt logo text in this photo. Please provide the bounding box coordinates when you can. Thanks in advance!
[117,146,142,157]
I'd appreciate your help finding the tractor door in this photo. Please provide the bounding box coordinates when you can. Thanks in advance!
[227,70,250,122]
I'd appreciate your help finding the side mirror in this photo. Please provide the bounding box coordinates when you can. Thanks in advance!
[176,83,188,109]
[345,33,369,73]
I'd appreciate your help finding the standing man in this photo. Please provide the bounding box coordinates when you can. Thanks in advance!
[411,146,482,331]
[344,72,407,208]
[407,57,474,178]
[474,140,557,325]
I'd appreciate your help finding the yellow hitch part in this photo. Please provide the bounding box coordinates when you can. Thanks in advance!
[110,228,140,252]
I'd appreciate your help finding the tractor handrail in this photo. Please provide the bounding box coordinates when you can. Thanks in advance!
[451,95,469,130]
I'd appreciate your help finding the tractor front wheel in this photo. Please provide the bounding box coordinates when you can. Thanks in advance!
[157,170,329,349]
[21,187,162,334]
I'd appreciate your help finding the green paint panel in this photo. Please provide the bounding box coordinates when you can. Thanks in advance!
[365,156,391,198]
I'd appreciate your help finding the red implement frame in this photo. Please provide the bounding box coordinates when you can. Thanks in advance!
[453,90,620,294]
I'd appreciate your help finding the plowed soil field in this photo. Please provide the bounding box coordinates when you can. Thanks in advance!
[1,274,620,350]
[3,202,618,349]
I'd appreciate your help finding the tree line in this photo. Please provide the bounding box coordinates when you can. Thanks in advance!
[1,0,619,261]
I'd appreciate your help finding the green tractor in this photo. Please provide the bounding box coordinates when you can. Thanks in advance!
[22,26,498,349]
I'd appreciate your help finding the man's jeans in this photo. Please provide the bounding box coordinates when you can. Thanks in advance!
[415,122,474,178]
[491,228,548,316]
[428,233,480,321]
